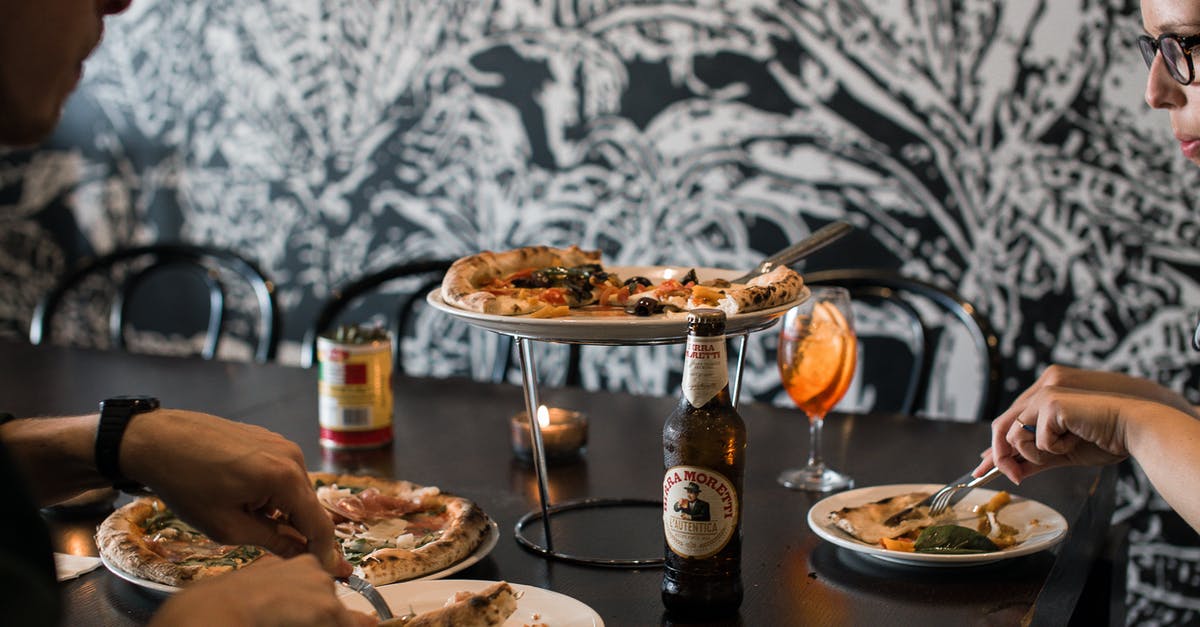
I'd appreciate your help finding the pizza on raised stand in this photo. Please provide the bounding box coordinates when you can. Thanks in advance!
[439,245,804,318]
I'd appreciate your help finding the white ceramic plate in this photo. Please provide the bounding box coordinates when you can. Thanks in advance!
[339,579,604,626]
[100,553,178,594]
[807,483,1068,567]
[100,520,500,594]
[426,265,807,343]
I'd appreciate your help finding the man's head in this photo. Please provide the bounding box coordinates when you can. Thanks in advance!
[0,0,132,145]
[684,483,700,500]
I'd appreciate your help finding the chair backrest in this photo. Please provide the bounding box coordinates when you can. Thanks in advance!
[802,268,1002,422]
[29,243,280,363]
[301,260,454,372]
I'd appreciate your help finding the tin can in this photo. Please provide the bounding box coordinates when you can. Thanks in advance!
[317,327,393,448]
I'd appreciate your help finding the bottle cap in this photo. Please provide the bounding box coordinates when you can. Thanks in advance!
[687,308,727,334]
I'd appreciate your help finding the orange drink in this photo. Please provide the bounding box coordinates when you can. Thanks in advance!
[778,301,857,421]
[776,288,858,492]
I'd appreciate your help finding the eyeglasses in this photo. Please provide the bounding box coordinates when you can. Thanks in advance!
[1138,33,1200,85]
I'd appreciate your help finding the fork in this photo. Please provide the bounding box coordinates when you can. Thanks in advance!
[730,221,852,283]
[339,574,393,620]
[882,466,1004,526]
[927,465,1004,517]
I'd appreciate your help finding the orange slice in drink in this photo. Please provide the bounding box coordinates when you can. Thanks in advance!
[780,302,855,415]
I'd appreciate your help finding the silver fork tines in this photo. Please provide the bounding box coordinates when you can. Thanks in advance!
[927,466,1003,517]
[340,574,393,620]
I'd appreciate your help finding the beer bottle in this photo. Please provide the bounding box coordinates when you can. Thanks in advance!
[661,308,745,617]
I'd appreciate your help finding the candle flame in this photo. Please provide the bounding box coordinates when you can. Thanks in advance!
[537,405,550,428]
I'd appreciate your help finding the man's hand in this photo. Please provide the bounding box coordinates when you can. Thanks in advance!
[120,409,350,576]
[149,555,374,627]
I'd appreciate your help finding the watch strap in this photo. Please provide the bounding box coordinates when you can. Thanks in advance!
[95,399,157,492]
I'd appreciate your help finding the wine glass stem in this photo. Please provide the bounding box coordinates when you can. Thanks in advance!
[807,414,826,476]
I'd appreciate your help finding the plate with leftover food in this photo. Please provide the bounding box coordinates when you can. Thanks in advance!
[339,579,604,626]
[807,483,1068,566]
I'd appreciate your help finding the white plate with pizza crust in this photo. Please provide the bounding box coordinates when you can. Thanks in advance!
[428,264,807,343]
[99,520,501,594]
[339,579,605,626]
[99,553,180,594]
[807,483,1069,567]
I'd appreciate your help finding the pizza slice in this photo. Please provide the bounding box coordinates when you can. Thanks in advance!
[440,245,606,315]
[96,498,269,587]
[378,581,518,627]
[826,491,935,545]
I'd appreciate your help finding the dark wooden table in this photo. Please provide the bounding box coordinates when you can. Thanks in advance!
[2,341,1115,626]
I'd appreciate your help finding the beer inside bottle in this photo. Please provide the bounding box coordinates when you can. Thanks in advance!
[662,308,745,617]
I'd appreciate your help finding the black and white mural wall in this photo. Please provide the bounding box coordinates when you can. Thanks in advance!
[1,1,1199,620]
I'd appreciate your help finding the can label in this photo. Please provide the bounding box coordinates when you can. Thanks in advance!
[681,334,727,407]
[663,465,738,558]
[317,336,392,448]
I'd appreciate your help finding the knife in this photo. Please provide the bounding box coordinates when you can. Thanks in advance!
[730,221,853,284]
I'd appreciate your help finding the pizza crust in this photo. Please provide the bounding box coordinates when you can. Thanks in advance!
[378,581,518,627]
[716,266,805,316]
[441,245,602,314]
[96,497,262,587]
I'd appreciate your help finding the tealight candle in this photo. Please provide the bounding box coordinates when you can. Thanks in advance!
[511,405,588,462]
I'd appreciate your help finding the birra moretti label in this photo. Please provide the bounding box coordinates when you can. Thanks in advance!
[680,334,727,407]
[663,466,739,558]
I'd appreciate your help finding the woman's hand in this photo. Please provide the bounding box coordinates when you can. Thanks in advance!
[977,385,1135,484]
[149,555,374,627]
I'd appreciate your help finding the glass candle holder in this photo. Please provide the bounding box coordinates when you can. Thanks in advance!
[511,406,588,462]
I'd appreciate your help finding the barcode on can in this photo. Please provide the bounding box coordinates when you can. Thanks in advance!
[336,407,372,427]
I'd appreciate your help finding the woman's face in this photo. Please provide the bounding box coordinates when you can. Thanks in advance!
[1143,0,1200,167]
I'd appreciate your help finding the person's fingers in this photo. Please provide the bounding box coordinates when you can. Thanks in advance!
[990,408,1017,461]
[263,470,351,576]
[971,449,996,477]
[277,496,348,576]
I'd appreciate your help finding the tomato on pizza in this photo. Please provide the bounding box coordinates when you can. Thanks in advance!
[96,473,492,588]
[440,245,804,318]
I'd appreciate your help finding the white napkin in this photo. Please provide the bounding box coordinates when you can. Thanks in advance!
[54,553,103,582]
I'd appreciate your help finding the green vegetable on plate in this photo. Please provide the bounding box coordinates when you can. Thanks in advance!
[913,525,998,554]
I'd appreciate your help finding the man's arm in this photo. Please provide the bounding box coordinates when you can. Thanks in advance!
[0,409,350,576]
[0,414,107,505]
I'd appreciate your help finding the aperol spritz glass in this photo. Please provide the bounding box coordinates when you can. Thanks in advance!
[776,286,857,491]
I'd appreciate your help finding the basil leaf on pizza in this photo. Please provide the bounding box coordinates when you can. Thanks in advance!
[440,245,804,318]
[96,473,492,588]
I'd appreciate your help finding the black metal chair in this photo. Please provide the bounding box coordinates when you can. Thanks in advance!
[301,260,454,372]
[29,243,280,363]
[802,268,1002,422]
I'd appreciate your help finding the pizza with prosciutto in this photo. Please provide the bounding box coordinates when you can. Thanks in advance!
[311,472,491,585]
[95,473,492,588]
[440,245,804,318]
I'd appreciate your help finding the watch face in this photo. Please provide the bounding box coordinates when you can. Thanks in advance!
[99,396,161,412]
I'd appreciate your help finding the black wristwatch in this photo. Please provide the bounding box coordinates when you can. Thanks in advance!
[95,396,160,492]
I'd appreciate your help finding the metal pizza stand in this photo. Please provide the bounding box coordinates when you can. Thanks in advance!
[427,266,806,567]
